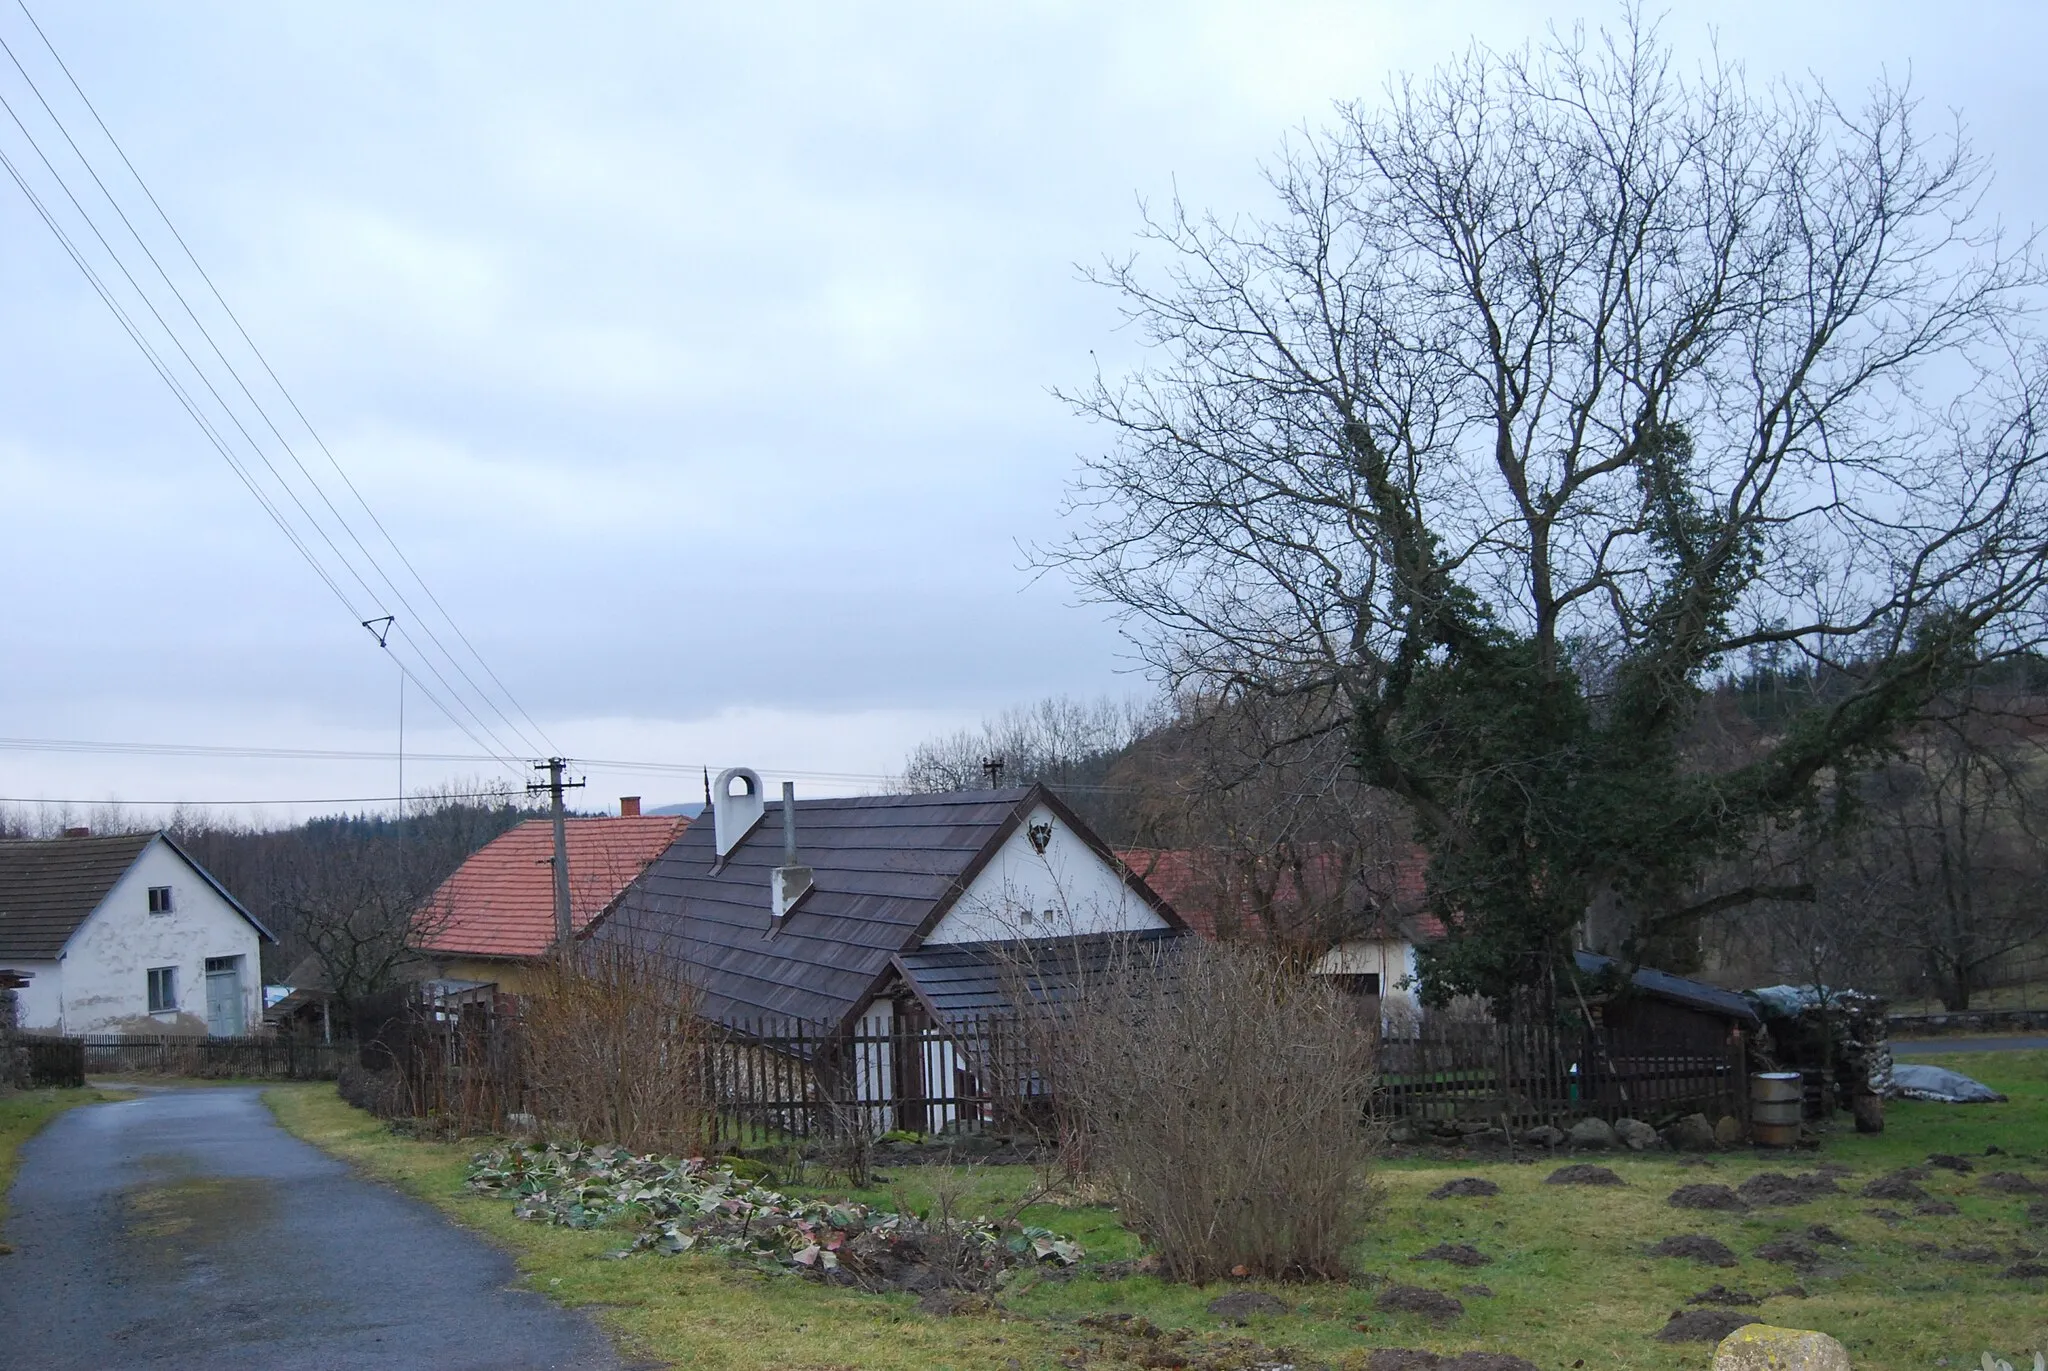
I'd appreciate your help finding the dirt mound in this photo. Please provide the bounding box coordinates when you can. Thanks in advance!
[915,1289,992,1317]
[1647,1235,1738,1267]
[1376,1285,1466,1324]
[1413,1243,1493,1267]
[1861,1171,1930,1202]
[1206,1291,1289,1320]
[2027,1201,2048,1226]
[1980,1171,2046,1195]
[2004,1261,2048,1279]
[1685,1285,1761,1307]
[1460,1283,1494,1298]
[1736,1172,1839,1206]
[1429,1177,1502,1199]
[1754,1239,1818,1266]
[1668,1184,1747,1211]
[1916,1200,1960,1216]
[1949,1244,2001,1264]
[1654,1310,1760,1343]
[1545,1164,1624,1187]
[1805,1225,1850,1247]
[1368,1351,1540,1371]
[1927,1153,1975,1173]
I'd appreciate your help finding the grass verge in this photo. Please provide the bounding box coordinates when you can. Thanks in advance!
[269,1051,2048,1371]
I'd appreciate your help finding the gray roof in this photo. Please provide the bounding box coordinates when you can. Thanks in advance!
[592,785,1178,1032]
[0,832,273,960]
[896,928,1182,1026]
[1575,950,1760,1025]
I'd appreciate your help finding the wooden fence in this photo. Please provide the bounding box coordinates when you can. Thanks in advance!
[9,1034,86,1089]
[1376,1017,1748,1129]
[77,1034,355,1080]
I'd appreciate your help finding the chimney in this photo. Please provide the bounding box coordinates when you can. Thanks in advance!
[770,780,814,921]
[619,796,641,817]
[62,826,91,838]
[711,767,765,860]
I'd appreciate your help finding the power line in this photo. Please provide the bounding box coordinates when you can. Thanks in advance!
[0,790,521,809]
[0,8,546,771]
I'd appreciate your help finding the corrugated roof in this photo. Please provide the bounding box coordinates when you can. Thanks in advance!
[412,815,688,959]
[0,832,158,959]
[1575,950,1760,1025]
[595,785,1178,1032]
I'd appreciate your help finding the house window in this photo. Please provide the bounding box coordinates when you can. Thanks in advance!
[147,966,178,1013]
[147,885,174,914]
[1327,972,1381,997]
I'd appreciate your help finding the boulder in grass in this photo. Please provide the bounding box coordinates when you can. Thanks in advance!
[1711,1325,1851,1371]
[1614,1118,1659,1151]
[1665,1114,1720,1153]
[1567,1117,1619,1150]
[1713,1116,1745,1147]
[1522,1125,1567,1148]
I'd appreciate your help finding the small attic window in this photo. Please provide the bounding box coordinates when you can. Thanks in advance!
[1026,821,1052,854]
[147,885,174,914]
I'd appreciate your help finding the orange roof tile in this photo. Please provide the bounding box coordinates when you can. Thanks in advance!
[412,815,687,959]
[1118,843,1439,944]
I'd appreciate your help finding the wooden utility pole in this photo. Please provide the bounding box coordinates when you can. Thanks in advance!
[530,758,585,944]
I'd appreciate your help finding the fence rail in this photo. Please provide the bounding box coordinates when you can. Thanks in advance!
[8,1034,86,1089]
[78,1034,355,1080]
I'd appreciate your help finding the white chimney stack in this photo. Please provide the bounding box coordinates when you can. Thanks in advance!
[711,767,764,860]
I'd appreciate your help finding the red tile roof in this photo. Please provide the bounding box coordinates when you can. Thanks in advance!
[412,816,687,959]
[1118,843,1441,944]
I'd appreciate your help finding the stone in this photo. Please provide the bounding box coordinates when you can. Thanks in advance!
[1568,1117,1619,1150]
[1522,1125,1567,1148]
[1711,1324,1851,1371]
[1429,1176,1501,1200]
[1388,1121,1422,1144]
[1714,1115,1744,1147]
[1614,1117,1659,1151]
[1206,1290,1288,1320]
[1665,1113,1720,1152]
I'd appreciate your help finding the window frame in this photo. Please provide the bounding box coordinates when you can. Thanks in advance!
[147,965,178,1013]
[147,885,174,914]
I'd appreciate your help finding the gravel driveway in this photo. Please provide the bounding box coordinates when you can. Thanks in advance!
[0,1085,626,1371]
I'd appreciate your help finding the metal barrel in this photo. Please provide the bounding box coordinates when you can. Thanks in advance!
[1750,1071,1802,1147]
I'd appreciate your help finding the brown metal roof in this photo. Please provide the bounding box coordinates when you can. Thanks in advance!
[0,832,157,959]
[592,785,1177,1032]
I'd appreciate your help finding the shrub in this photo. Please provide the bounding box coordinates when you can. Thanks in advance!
[1029,937,1378,1281]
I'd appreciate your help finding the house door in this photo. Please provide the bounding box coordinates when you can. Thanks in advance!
[204,957,243,1037]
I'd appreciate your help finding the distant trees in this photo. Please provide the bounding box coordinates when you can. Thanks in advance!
[1047,12,2048,1009]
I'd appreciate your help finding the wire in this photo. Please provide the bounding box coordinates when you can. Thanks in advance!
[0,790,522,809]
[0,8,547,770]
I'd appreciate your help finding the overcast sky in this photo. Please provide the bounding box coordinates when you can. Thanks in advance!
[3,1,2046,823]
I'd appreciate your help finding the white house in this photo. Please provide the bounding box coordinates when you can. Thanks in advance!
[591,771,1185,1132]
[0,831,274,1036]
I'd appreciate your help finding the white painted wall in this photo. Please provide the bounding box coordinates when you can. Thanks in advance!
[1312,937,1422,1030]
[924,804,1170,945]
[6,837,265,1036]
[4,960,63,1029]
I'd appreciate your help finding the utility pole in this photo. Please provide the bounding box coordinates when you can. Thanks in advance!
[529,758,585,944]
[361,616,401,817]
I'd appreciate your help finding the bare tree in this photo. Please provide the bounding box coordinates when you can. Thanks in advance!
[1049,11,2048,1006]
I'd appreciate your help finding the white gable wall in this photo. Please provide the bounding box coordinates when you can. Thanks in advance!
[923,803,1169,945]
[41,838,264,1036]
[4,960,63,1030]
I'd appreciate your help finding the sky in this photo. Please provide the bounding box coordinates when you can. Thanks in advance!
[3,1,2048,824]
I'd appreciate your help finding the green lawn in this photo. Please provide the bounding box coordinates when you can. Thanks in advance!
[266,1051,2048,1371]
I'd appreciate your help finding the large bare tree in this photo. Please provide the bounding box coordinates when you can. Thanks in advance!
[1050,14,2048,1006]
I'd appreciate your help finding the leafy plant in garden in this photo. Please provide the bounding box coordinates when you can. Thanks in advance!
[466,1142,1081,1290]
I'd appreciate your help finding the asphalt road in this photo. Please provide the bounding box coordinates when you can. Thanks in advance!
[0,1086,627,1371]
[1892,1036,2048,1055]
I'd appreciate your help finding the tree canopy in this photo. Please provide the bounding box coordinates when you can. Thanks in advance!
[1051,14,2048,1008]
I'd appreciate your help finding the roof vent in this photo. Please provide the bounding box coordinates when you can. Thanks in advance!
[711,767,765,860]
[770,780,814,922]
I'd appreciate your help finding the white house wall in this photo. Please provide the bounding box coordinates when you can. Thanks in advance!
[923,804,1170,944]
[53,838,264,1036]
[3,960,63,1031]
[1313,939,1421,1006]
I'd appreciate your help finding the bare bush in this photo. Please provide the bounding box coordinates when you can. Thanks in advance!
[1030,937,1378,1281]
[520,944,711,1155]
